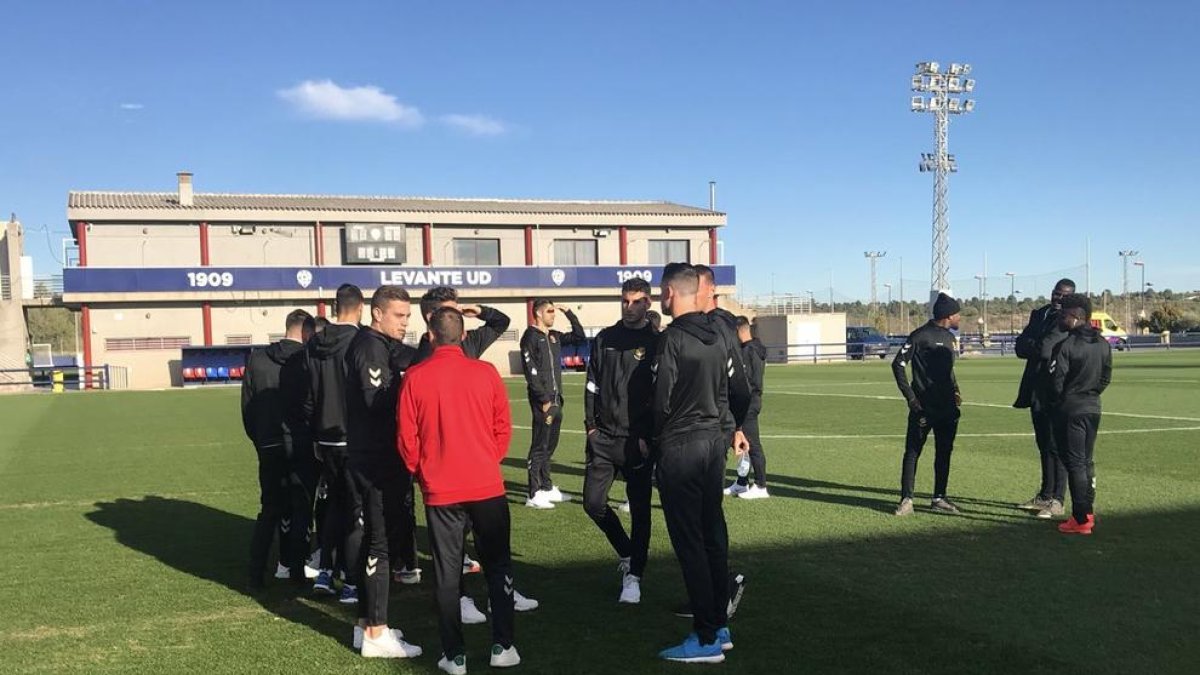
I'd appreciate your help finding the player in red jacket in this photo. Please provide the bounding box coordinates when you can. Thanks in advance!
[398,307,520,674]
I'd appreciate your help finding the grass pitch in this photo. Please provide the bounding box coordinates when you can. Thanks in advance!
[1,351,1198,674]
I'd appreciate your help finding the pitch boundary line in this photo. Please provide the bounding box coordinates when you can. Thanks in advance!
[512,425,1200,440]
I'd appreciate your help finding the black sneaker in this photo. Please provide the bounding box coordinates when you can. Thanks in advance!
[930,498,961,515]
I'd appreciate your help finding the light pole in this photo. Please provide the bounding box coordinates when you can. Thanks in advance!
[1118,250,1139,331]
[912,61,976,310]
[865,251,887,317]
[806,289,816,314]
[883,283,893,334]
[975,273,988,336]
[1005,272,1017,334]
[1133,260,1146,324]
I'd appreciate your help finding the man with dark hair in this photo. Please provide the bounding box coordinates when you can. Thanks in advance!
[1013,278,1076,517]
[314,316,330,334]
[344,286,422,658]
[243,309,316,587]
[583,277,658,604]
[400,307,522,674]
[726,316,769,499]
[655,262,752,664]
[892,292,963,516]
[521,298,586,508]
[413,286,511,364]
[304,283,363,602]
[646,310,663,334]
[1049,294,1112,535]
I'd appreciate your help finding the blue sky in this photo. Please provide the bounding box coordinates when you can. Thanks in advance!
[2,0,1197,300]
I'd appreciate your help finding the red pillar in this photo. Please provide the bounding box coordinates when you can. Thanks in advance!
[314,221,325,265]
[199,221,210,265]
[618,226,629,265]
[76,221,89,266]
[526,298,535,327]
[422,223,433,265]
[708,227,718,265]
[524,226,534,266]
[81,304,93,389]
[199,222,212,345]
[316,302,327,318]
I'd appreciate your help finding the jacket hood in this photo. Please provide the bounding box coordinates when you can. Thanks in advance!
[672,312,720,346]
[745,337,767,359]
[265,338,305,365]
[1074,324,1104,343]
[310,323,358,358]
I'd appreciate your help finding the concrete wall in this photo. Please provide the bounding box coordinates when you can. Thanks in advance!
[0,220,31,388]
[88,224,201,266]
[755,313,848,364]
[89,304,205,389]
[208,225,316,266]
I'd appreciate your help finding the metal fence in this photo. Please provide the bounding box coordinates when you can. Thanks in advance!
[0,365,130,391]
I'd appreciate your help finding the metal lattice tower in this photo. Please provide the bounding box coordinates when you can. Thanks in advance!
[865,251,887,316]
[1118,250,1139,330]
[912,62,976,307]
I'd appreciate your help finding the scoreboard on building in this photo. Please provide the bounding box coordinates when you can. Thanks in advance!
[344,223,407,264]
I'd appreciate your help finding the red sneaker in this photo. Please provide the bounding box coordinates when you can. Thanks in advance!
[1058,514,1095,535]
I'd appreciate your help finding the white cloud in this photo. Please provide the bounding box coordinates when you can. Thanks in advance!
[441,113,508,136]
[277,79,424,127]
[119,103,144,110]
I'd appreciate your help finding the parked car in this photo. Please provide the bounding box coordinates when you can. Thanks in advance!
[846,326,890,360]
[1090,311,1129,351]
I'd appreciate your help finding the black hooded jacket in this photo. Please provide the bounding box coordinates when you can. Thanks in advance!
[241,339,307,448]
[585,321,659,439]
[1013,304,1069,410]
[412,305,511,365]
[892,321,960,419]
[741,337,767,413]
[1050,325,1112,416]
[302,322,358,445]
[521,309,586,405]
[345,326,402,460]
[654,311,752,443]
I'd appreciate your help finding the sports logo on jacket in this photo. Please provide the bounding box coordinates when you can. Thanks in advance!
[368,367,382,387]
[549,334,558,344]
[633,347,646,361]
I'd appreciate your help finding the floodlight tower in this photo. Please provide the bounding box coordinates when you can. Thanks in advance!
[865,251,887,316]
[911,62,976,308]
[1118,249,1139,330]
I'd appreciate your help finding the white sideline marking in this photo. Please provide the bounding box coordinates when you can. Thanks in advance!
[768,390,1200,423]
[513,425,1200,440]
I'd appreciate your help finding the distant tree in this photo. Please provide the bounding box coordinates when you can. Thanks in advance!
[26,308,76,354]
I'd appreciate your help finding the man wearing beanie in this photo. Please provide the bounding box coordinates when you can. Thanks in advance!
[891,292,963,516]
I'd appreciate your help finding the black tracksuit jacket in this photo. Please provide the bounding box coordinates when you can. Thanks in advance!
[520,309,585,405]
[1050,325,1113,416]
[303,323,359,445]
[741,338,767,414]
[892,321,961,419]
[654,311,753,443]
[344,327,402,461]
[584,321,659,439]
[1013,304,1069,409]
[241,339,308,448]
[412,305,511,365]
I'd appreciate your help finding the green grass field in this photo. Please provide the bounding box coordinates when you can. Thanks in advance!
[2,352,1198,674]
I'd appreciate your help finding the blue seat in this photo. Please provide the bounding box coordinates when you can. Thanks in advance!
[217,367,230,379]
[205,367,218,379]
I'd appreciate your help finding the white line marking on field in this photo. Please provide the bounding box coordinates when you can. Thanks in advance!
[513,425,1200,440]
[768,390,1200,423]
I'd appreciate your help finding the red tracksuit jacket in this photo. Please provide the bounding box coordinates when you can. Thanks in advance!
[398,345,512,506]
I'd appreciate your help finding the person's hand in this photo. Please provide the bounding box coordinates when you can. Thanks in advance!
[733,430,750,456]
[954,392,963,407]
[908,398,923,414]
[587,428,597,436]
[460,304,482,318]
[541,400,552,413]
[638,438,650,458]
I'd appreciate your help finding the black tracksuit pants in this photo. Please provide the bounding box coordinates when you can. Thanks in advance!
[249,443,309,583]
[901,409,959,500]
[1031,408,1067,501]
[426,496,515,660]
[656,430,730,647]
[351,455,416,626]
[527,398,564,497]
[583,431,653,578]
[317,445,360,584]
[734,409,767,487]
[1053,411,1100,522]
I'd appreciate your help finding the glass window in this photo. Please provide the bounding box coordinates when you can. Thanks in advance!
[649,239,690,265]
[453,238,501,266]
[553,239,598,266]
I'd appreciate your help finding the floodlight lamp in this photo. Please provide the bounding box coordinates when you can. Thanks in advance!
[947,98,961,112]
[961,64,972,75]
[947,77,963,93]
[963,99,976,112]
[911,96,926,111]
[963,79,975,92]
[911,75,924,91]
[928,97,943,110]
[929,61,940,74]
[949,63,963,75]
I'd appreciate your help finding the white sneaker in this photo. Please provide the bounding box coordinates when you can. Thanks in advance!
[725,482,749,497]
[438,654,467,675]
[307,549,321,570]
[618,501,631,513]
[547,486,572,503]
[619,574,642,604]
[514,589,539,612]
[490,644,522,668]
[394,566,422,585]
[360,628,422,658]
[354,625,404,650]
[274,562,320,579]
[461,596,488,624]
[617,557,631,575]
[738,486,770,500]
[525,490,556,509]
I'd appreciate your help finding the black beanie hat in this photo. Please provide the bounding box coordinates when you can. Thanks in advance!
[932,292,961,320]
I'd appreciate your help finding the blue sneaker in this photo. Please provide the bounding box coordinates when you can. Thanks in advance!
[338,584,358,605]
[717,627,733,652]
[313,570,334,595]
[658,634,725,663]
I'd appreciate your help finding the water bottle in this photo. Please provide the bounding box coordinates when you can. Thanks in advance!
[736,454,751,478]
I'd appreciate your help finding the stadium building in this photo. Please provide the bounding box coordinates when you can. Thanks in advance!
[63,172,736,389]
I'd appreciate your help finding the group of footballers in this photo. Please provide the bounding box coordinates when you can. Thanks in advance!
[241,262,767,670]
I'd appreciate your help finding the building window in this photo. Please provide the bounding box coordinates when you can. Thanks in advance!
[553,239,598,266]
[453,238,501,266]
[267,333,285,343]
[225,334,253,346]
[649,239,690,265]
[105,336,191,352]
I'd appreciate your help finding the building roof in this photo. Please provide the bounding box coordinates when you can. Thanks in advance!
[68,191,723,218]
